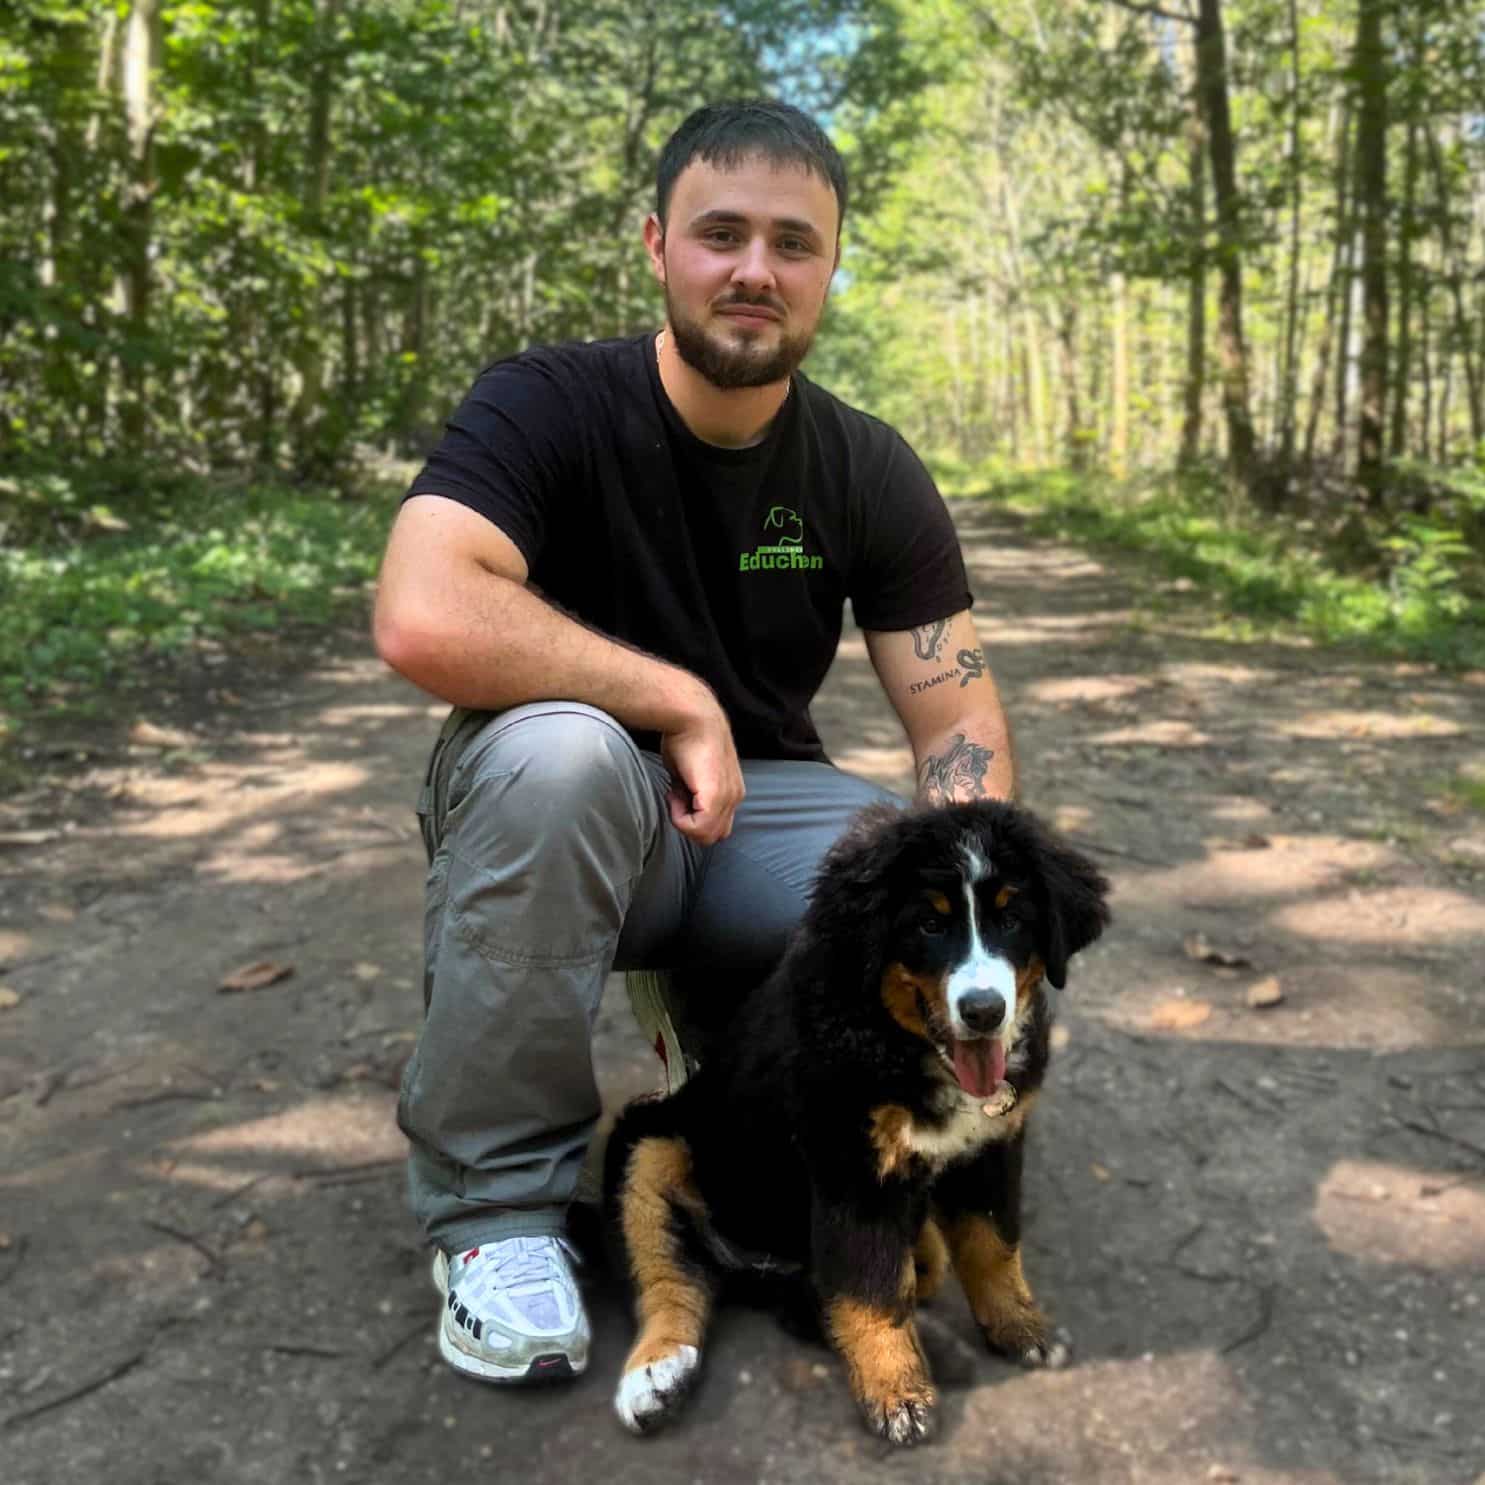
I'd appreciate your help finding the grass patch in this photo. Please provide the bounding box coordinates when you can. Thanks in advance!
[0,466,396,755]
[945,463,1485,670]
[1443,768,1485,814]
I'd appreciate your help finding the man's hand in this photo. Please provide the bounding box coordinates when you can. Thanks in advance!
[659,689,745,845]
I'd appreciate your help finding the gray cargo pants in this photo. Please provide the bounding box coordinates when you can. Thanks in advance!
[397,700,901,1254]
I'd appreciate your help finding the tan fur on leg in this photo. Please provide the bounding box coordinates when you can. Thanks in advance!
[912,1218,949,1304]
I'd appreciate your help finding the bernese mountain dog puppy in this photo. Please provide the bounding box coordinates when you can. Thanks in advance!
[604,799,1111,1446]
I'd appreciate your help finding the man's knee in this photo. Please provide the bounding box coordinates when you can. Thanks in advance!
[453,703,657,842]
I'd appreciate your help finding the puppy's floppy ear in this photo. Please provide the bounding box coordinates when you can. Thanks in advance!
[1030,826,1111,990]
[804,801,906,946]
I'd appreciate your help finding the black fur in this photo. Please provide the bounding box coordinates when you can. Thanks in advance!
[605,798,1111,1440]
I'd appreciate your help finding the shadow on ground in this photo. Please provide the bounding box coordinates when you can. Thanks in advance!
[1,506,1482,1484]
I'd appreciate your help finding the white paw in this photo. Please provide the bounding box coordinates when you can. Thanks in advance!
[1022,1331,1072,1369]
[614,1345,700,1434]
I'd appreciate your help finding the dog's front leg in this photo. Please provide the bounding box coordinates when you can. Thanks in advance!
[812,1193,937,1446]
[934,1129,1068,1368]
[613,1135,717,1434]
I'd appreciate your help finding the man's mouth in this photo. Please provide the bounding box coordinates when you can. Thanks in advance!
[717,302,782,326]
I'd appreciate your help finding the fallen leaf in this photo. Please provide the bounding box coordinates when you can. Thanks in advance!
[1246,977,1284,1009]
[218,960,295,993]
[130,720,190,748]
[0,1231,12,1250]
[0,987,21,1011]
[1183,932,1253,969]
[1089,1162,1112,1182]
[1150,998,1213,1031]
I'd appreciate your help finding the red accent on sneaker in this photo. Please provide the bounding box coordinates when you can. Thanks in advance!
[653,1034,668,1069]
[464,1247,480,1261]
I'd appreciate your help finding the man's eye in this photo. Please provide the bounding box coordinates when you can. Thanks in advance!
[779,237,810,253]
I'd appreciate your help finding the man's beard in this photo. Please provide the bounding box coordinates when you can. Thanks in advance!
[664,285,820,390]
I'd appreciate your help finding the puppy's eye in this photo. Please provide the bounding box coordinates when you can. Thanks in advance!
[919,913,947,937]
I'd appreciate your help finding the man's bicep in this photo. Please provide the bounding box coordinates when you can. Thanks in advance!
[377,494,529,619]
[863,610,992,738]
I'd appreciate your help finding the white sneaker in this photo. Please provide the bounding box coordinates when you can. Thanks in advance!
[431,1236,590,1382]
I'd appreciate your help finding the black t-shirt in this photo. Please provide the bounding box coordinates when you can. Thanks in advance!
[404,333,972,762]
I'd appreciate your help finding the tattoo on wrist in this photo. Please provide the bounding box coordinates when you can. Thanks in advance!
[911,620,950,663]
[918,733,995,803]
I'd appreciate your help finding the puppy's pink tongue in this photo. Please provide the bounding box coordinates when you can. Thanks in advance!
[951,1038,1006,1098]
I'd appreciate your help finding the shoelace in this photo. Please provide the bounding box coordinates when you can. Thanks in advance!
[490,1238,555,1291]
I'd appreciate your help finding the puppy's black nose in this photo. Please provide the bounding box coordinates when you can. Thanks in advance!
[958,989,1006,1034]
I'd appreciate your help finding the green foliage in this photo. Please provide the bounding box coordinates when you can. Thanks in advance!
[0,469,393,735]
[970,463,1485,669]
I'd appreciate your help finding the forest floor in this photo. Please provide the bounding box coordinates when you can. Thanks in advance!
[2,503,1484,1485]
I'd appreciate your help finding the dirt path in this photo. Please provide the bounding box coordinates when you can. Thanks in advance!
[2,507,1483,1485]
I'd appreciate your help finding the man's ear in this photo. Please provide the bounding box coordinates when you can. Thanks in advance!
[643,213,667,284]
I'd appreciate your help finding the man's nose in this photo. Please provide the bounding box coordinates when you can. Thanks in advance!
[731,238,777,292]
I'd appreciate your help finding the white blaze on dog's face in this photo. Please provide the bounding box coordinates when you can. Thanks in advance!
[944,843,1018,1042]
[879,832,1046,1101]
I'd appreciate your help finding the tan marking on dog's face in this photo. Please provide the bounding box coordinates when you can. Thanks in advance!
[881,963,947,1042]
[868,1104,918,1181]
[620,1137,713,1369]
[994,884,1019,910]
[928,891,953,916]
[826,1291,936,1425]
[940,1211,1048,1356]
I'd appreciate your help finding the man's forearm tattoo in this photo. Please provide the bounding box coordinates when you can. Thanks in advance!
[918,733,996,803]
[912,620,950,662]
[957,647,986,687]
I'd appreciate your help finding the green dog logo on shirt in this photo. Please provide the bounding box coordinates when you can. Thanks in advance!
[740,506,822,572]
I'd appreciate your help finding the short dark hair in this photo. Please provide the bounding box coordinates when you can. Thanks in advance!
[655,99,848,234]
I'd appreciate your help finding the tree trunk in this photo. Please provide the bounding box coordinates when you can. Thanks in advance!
[1389,120,1419,458]
[289,0,342,464]
[1179,90,1207,468]
[1353,0,1389,502]
[118,0,162,446]
[1277,0,1303,473]
[1305,106,1351,470]
[1110,267,1129,478]
[1194,0,1258,494]
[1424,126,1483,447]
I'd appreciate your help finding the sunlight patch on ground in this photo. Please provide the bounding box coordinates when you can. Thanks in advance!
[168,1090,405,1167]
[1276,886,1485,945]
[113,759,371,843]
[1120,835,1396,907]
[315,702,432,727]
[829,743,913,789]
[1161,661,1279,688]
[1086,719,1213,748]
[1024,674,1152,705]
[1053,804,1093,832]
[0,928,32,963]
[955,1351,1300,1485]
[1271,709,1465,741]
[1313,1159,1485,1271]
